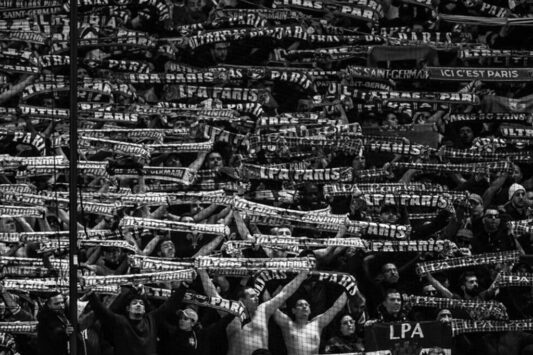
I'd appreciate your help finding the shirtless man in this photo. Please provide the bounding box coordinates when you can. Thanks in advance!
[199,269,308,355]
[274,292,347,355]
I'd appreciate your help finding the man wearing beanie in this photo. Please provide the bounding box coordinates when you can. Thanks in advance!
[503,183,528,220]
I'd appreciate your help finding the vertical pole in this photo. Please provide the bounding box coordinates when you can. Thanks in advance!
[68,0,78,352]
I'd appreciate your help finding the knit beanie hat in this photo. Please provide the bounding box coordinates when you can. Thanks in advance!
[508,183,526,201]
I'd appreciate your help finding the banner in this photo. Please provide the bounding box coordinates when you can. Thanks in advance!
[428,67,533,81]
[365,321,452,355]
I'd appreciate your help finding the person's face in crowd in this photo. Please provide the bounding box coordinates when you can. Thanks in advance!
[423,285,438,297]
[462,276,480,297]
[527,191,533,218]
[437,309,452,324]
[159,240,176,258]
[339,315,356,336]
[47,294,65,314]
[127,298,146,321]
[292,299,311,321]
[413,111,431,123]
[383,113,398,129]
[188,0,203,12]
[379,207,399,224]
[383,292,402,315]
[178,309,198,331]
[511,165,523,183]
[103,247,122,265]
[512,189,527,209]
[206,152,223,170]
[352,156,366,171]
[458,126,474,145]
[468,198,484,219]
[482,209,501,232]
[456,231,473,249]
[219,0,237,7]
[382,263,400,284]
[0,218,16,233]
[273,227,291,237]
[210,43,229,63]
[42,98,55,108]
[0,243,10,256]
[240,288,259,314]
[302,184,321,209]
[166,154,182,167]
[0,301,6,319]
[77,68,88,78]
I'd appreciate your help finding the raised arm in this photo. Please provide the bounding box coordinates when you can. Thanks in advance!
[263,270,309,316]
[317,292,347,330]
[425,273,454,299]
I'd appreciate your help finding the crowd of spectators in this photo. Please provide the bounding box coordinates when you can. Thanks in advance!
[0,0,532,354]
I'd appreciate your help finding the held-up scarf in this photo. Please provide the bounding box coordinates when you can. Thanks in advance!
[128,255,194,271]
[113,167,196,185]
[403,295,508,320]
[144,287,248,322]
[249,135,361,155]
[458,49,533,66]
[247,214,411,239]
[2,278,116,293]
[363,140,433,157]
[440,148,533,163]
[203,125,249,149]
[360,193,453,208]
[508,219,533,237]
[232,236,457,256]
[445,113,533,124]
[452,319,533,335]
[194,256,316,271]
[37,239,137,254]
[243,164,353,182]
[78,136,151,160]
[500,126,533,139]
[390,161,513,175]
[81,269,196,287]
[344,65,430,80]
[119,216,230,236]
[185,26,385,50]
[499,272,533,287]
[0,230,117,244]
[416,250,520,275]
[338,89,479,105]
[0,206,44,218]
[0,322,37,334]
[323,182,445,197]
[252,270,359,296]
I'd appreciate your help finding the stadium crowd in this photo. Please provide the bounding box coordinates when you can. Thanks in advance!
[0,0,532,354]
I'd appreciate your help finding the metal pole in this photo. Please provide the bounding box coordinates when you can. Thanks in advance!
[68,0,78,351]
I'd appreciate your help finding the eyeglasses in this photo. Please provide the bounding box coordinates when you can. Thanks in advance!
[469,200,480,206]
[180,315,195,322]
